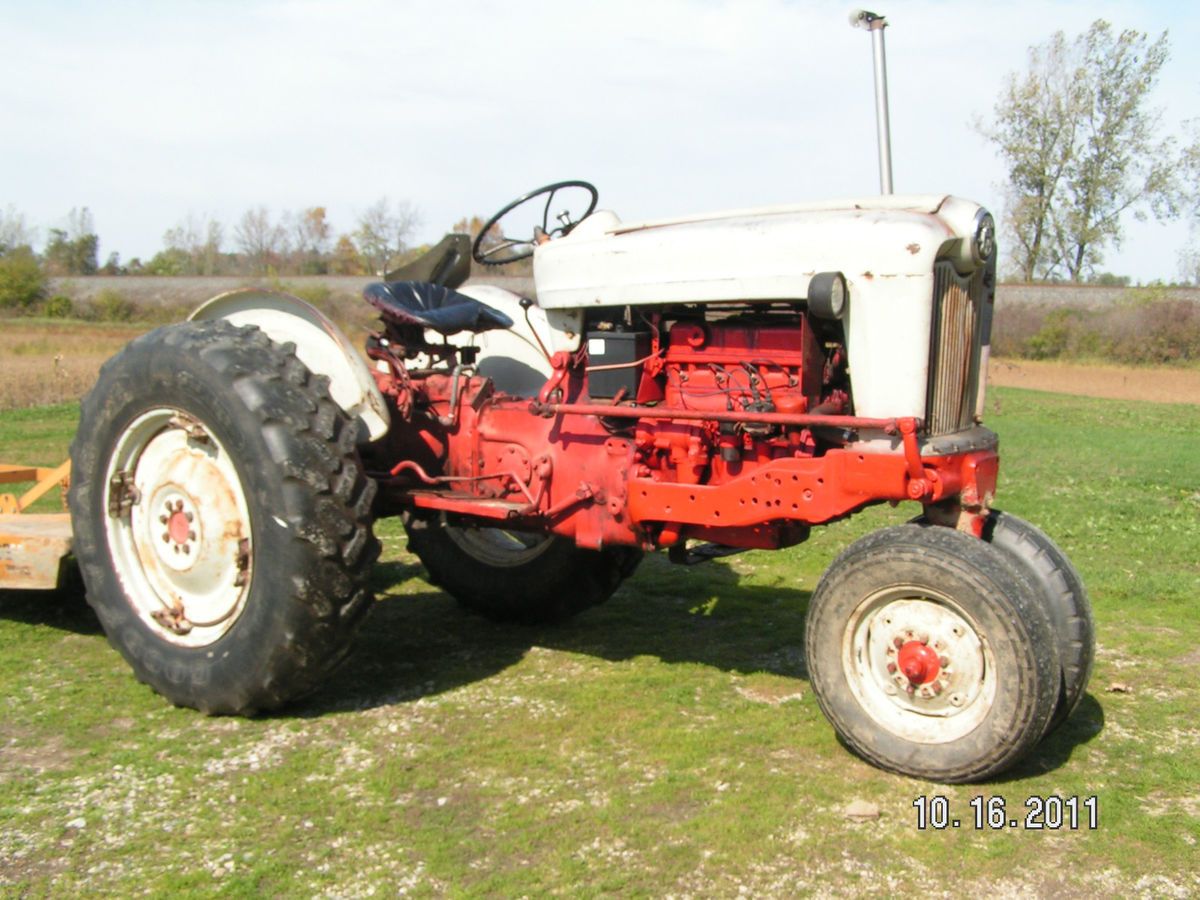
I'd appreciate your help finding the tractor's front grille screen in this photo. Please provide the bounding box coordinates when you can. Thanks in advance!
[927,262,984,436]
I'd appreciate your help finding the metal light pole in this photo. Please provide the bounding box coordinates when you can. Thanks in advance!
[849,9,893,194]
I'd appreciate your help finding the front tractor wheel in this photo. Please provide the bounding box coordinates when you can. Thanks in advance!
[805,524,1060,782]
[69,320,379,715]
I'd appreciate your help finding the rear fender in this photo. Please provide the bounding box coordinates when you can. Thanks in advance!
[451,285,581,397]
[189,289,390,442]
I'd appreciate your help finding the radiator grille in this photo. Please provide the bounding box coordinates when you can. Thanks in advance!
[927,262,985,436]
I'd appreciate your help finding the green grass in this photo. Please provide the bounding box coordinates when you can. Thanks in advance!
[2,387,1198,896]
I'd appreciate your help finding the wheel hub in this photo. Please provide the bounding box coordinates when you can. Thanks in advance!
[896,639,941,685]
[104,409,253,647]
[153,492,201,570]
[844,590,995,744]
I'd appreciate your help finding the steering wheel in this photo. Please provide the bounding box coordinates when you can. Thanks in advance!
[472,180,599,266]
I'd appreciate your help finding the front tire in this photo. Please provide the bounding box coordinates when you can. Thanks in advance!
[911,511,1095,734]
[981,511,1094,733]
[405,515,641,624]
[805,524,1060,782]
[69,320,379,714]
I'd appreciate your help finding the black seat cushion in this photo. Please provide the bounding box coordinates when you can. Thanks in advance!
[364,281,514,336]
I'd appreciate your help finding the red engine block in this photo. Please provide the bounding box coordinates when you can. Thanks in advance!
[661,319,824,415]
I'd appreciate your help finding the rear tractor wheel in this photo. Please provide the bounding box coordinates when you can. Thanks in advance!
[69,320,379,714]
[805,524,1060,782]
[405,515,641,624]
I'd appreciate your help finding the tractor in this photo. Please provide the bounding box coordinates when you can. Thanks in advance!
[64,181,1093,783]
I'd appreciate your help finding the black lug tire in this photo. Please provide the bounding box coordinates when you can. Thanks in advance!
[910,512,1095,734]
[405,515,641,624]
[980,511,1095,733]
[804,524,1060,783]
[68,320,380,715]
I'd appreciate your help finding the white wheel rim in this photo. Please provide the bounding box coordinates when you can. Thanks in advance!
[444,524,554,567]
[841,585,996,744]
[103,408,254,647]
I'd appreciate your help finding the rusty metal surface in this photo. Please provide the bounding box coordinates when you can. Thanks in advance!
[0,514,73,590]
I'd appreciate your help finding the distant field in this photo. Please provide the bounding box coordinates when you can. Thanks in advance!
[0,321,144,411]
[989,358,1200,404]
[1,388,1198,895]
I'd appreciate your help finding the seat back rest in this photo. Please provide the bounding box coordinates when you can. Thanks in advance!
[383,233,472,289]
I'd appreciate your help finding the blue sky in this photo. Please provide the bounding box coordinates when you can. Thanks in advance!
[1,0,1196,281]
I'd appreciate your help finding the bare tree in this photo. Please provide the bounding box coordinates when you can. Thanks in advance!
[354,198,420,275]
[287,206,333,274]
[235,207,286,274]
[0,205,36,253]
[980,21,1181,282]
[164,214,224,275]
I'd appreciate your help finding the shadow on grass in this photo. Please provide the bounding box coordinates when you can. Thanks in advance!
[297,553,813,717]
[993,693,1106,783]
[0,581,100,636]
[300,552,1102,781]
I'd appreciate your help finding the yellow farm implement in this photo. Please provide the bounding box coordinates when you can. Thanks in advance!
[0,462,73,590]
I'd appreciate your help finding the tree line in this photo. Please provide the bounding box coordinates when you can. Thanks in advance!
[0,198,429,281]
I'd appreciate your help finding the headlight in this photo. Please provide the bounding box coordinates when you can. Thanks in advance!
[808,272,847,320]
[973,210,996,264]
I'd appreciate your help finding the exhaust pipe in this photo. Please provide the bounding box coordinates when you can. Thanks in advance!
[850,9,894,194]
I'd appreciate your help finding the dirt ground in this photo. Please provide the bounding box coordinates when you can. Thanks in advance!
[988,358,1200,405]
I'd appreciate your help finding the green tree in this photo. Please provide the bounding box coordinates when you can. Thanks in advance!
[43,207,99,276]
[981,21,1181,281]
[0,245,47,311]
[144,247,189,275]
[329,234,362,275]
[1179,121,1200,284]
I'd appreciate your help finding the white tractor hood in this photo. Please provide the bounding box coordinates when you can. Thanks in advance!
[533,194,984,309]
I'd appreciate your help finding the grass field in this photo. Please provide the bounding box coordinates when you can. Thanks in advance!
[1,388,1198,896]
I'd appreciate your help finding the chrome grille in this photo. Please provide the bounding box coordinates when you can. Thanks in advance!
[927,262,985,435]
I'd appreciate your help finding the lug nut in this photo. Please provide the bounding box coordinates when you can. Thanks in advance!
[159,515,168,525]
[185,511,194,522]
[939,656,950,668]
[162,533,170,543]
[893,637,904,649]
[886,662,897,674]
[188,530,196,541]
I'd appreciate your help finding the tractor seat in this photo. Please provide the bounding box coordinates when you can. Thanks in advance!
[363,281,514,336]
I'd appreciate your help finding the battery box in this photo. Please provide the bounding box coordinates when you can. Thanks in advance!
[586,330,649,398]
